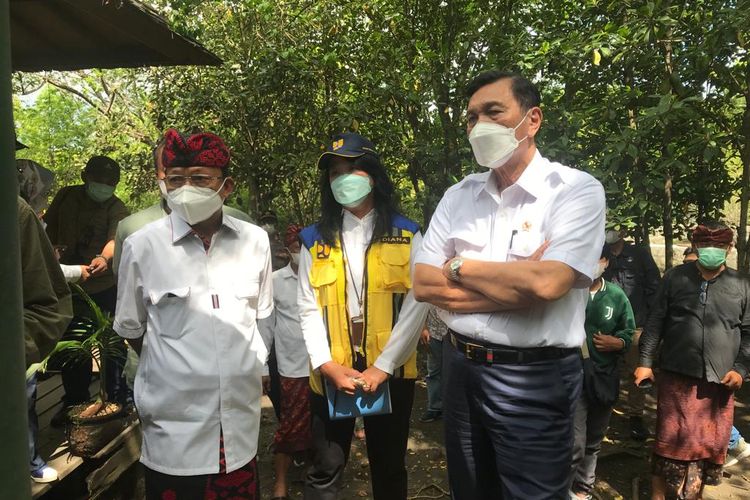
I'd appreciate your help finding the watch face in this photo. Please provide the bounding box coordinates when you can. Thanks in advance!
[451,259,461,272]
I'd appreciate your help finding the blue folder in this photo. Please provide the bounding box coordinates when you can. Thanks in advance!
[324,378,392,420]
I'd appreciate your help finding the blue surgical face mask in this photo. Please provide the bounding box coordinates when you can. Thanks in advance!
[330,173,372,208]
[86,182,116,202]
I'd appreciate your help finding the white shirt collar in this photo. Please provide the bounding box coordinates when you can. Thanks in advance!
[341,208,376,231]
[278,263,298,279]
[479,150,547,201]
[168,210,240,244]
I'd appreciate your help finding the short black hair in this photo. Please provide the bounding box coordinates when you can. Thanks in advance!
[683,247,698,257]
[465,70,541,111]
[600,243,612,260]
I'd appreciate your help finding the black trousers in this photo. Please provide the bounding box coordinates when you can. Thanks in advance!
[443,339,582,500]
[303,378,415,500]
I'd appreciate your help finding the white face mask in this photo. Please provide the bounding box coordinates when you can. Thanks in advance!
[167,180,226,225]
[289,252,300,266]
[158,179,169,199]
[594,261,607,279]
[605,230,621,245]
[468,110,530,169]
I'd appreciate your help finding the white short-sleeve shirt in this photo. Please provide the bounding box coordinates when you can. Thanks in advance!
[114,212,274,476]
[416,150,605,348]
[271,264,309,378]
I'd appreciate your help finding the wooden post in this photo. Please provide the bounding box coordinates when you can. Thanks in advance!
[0,1,33,498]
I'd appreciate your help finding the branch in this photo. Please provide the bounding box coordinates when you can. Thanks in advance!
[45,78,109,116]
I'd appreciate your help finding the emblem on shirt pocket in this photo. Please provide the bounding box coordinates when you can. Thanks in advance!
[604,306,613,320]
[316,242,331,259]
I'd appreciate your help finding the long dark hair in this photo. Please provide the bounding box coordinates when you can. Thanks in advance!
[317,153,397,246]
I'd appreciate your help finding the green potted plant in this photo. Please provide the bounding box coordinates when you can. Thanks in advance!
[40,283,129,457]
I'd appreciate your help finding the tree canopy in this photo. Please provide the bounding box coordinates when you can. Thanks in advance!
[12,0,750,270]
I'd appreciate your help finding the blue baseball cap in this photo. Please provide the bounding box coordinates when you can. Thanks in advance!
[317,132,379,169]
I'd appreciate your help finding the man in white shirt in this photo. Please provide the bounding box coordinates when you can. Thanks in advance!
[115,129,273,500]
[298,132,427,500]
[269,223,312,500]
[414,71,605,499]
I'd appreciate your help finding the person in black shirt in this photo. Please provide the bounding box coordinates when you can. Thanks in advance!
[636,221,750,500]
[603,227,660,440]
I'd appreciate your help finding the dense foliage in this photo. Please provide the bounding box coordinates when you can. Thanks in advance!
[12,0,750,270]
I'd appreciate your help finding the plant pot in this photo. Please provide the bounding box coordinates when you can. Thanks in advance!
[65,402,127,457]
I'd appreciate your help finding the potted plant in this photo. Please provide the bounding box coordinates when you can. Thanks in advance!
[40,283,129,457]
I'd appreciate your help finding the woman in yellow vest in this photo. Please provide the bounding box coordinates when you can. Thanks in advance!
[297,132,428,500]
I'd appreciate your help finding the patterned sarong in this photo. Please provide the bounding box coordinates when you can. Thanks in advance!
[273,376,312,454]
[652,370,734,497]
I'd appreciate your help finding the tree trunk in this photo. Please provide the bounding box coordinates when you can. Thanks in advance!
[737,58,750,272]
[663,173,674,269]
[661,0,675,270]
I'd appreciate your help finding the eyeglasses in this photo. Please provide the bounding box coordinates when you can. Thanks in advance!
[699,281,708,305]
[165,174,223,188]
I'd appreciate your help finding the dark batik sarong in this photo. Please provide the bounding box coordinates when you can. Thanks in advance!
[273,376,312,454]
[652,370,734,497]
[145,433,259,500]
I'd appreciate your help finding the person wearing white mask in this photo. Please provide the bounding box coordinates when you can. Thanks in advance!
[115,129,273,499]
[601,225,661,441]
[266,223,312,500]
[569,243,635,499]
[413,70,605,498]
[113,137,252,275]
[112,136,253,395]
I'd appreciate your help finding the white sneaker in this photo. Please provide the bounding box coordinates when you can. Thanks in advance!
[30,465,58,483]
[726,437,750,467]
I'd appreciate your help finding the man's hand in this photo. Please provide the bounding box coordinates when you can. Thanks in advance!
[528,241,551,261]
[360,366,390,394]
[593,333,625,352]
[721,370,743,391]
[634,366,655,386]
[262,376,271,395]
[319,361,363,395]
[420,328,430,346]
[88,255,108,276]
[79,265,91,282]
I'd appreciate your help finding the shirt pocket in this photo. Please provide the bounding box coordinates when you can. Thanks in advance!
[378,244,411,292]
[508,230,545,260]
[310,260,340,306]
[148,287,191,339]
[449,227,487,258]
[235,280,260,309]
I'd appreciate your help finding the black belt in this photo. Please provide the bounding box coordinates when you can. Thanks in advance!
[448,330,577,365]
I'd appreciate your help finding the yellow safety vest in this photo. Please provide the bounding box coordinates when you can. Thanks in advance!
[300,216,419,395]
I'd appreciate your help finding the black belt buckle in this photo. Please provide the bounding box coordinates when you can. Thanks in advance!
[464,341,494,364]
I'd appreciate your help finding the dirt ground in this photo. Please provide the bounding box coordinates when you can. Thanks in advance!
[58,346,750,500]
[254,365,750,500]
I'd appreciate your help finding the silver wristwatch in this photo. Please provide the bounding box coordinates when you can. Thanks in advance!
[448,257,464,282]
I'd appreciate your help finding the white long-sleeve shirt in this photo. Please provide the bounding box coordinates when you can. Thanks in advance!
[297,209,428,374]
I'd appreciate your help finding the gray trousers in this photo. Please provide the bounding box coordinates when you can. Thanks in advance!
[570,394,615,495]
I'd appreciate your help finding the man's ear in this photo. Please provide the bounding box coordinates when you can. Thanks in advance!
[220,176,235,200]
[526,106,543,140]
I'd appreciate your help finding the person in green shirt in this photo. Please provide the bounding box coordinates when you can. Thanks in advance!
[570,243,635,499]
